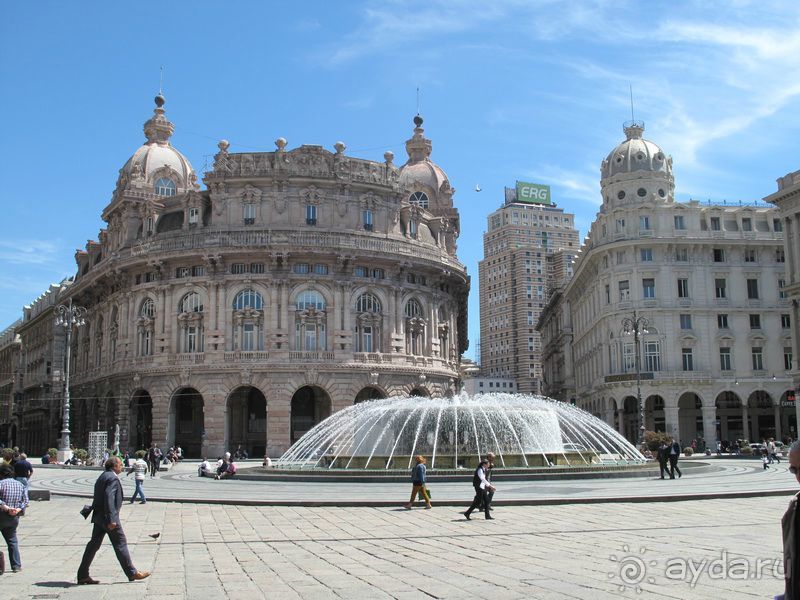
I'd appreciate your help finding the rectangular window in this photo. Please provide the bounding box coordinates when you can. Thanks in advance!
[619,280,630,301]
[744,249,756,263]
[751,346,764,371]
[682,348,694,371]
[645,341,660,371]
[749,314,761,329]
[710,217,721,231]
[314,264,328,275]
[186,326,198,353]
[774,218,784,232]
[362,325,373,353]
[718,314,729,329]
[605,284,610,304]
[191,265,206,277]
[292,263,310,274]
[189,207,199,224]
[242,323,255,351]
[674,215,685,230]
[372,268,385,279]
[616,218,625,232]
[713,248,725,262]
[780,279,788,299]
[715,279,727,299]
[777,249,786,263]
[362,210,373,231]
[250,263,265,274]
[623,342,635,372]
[677,278,689,298]
[231,263,247,275]
[306,204,317,225]
[616,251,626,265]
[742,218,752,231]
[782,314,791,328]
[243,203,256,224]
[304,323,318,350]
[642,278,655,299]
[176,267,191,278]
[640,215,651,230]
[675,248,688,262]
[720,347,732,371]
[354,266,368,277]
[640,248,653,262]
[785,347,793,371]
[746,278,759,299]
[680,314,692,329]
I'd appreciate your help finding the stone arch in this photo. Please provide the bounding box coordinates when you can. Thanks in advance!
[290,385,331,445]
[168,387,205,458]
[226,385,268,458]
[621,395,639,443]
[677,392,703,447]
[409,387,430,398]
[129,389,153,452]
[715,390,744,449]
[747,390,775,442]
[355,387,387,404]
[645,394,665,432]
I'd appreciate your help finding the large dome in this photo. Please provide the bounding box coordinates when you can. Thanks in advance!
[397,115,452,197]
[601,121,671,180]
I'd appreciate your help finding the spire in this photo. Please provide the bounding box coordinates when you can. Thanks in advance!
[405,114,432,163]
[143,93,174,145]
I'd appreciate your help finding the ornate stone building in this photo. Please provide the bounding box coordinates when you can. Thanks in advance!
[539,121,793,448]
[0,319,22,447]
[47,96,468,458]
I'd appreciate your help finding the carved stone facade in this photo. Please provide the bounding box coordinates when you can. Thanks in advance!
[50,98,468,458]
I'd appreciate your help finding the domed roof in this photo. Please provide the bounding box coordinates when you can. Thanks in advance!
[601,121,671,180]
[117,95,198,193]
[397,115,452,195]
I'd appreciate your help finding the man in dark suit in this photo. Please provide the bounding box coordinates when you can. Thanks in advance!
[463,459,496,520]
[76,457,150,585]
[656,441,669,479]
[669,439,682,479]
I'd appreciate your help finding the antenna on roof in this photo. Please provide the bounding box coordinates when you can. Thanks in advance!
[629,84,635,123]
[159,65,164,95]
[416,86,421,115]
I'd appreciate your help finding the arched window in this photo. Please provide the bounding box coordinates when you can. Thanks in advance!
[137,298,156,356]
[154,177,176,197]
[404,298,425,355]
[180,292,203,313]
[295,289,327,351]
[355,293,382,353]
[409,191,429,209]
[178,292,204,353]
[296,290,325,311]
[233,289,263,311]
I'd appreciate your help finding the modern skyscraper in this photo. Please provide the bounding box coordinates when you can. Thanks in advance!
[478,183,579,393]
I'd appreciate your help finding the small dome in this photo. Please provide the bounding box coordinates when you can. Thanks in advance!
[601,121,671,180]
[117,95,198,195]
[398,115,452,197]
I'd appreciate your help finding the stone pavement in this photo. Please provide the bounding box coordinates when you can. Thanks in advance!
[0,494,789,599]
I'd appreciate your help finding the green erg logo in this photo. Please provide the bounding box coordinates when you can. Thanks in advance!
[516,182,551,204]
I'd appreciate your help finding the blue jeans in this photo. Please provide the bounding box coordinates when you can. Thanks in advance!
[1,518,20,570]
[15,476,29,496]
[130,479,146,503]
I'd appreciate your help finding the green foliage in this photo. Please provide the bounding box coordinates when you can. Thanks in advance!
[643,431,671,452]
[47,448,58,458]
[740,445,753,455]
[683,447,694,457]
[135,450,147,459]
[73,448,89,461]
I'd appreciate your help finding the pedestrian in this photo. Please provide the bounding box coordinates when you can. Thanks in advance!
[13,453,33,496]
[669,438,682,479]
[147,444,161,478]
[403,455,431,509]
[771,438,782,464]
[478,452,496,511]
[779,441,800,599]
[763,449,770,470]
[126,451,148,504]
[464,459,495,520]
[0,463,28,573]
[716,441,722,456]
[657,441,669,479]
[76,456,150,585]
[123,451,131,468]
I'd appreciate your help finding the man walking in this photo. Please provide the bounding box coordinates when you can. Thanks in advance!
[13,453,33,496]
[464,459,495,520]
[657,441,669,480]
[147,444,161,478]
[669,438,682,479]
[76,456,150,585]
[0,463,28,574]
[127,451,148,504]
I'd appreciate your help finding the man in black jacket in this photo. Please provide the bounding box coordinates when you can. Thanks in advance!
[668,439,682,479]
[464,459,496,520]
[657,441,669,479]
[76,457,150,585]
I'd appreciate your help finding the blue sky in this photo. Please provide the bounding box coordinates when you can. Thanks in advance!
[1,1,799,360]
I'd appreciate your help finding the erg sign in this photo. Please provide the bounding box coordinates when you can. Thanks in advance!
[516,181,551,205]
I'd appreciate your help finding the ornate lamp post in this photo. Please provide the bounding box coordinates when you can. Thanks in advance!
[55,298,86,462]
[622,310,649,449]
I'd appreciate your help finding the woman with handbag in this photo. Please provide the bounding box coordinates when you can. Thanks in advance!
[403,455,432,509]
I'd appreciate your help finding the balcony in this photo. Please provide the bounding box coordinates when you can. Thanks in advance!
[289,351,335,361]
[223,351,270,362]
[306,218,317,226]
[168,353,206,365]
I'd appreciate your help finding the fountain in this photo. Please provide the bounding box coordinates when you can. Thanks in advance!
[277,393,644,471]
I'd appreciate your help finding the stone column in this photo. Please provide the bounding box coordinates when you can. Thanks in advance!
[774,404,783,442]
[664,406,681,446]
[742,405,750,441]
[702,404,717,451]
[616,409,625,436]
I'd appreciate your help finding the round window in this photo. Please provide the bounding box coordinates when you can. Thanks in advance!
[655,153,664,161]
[617,190,626,200]
[637,188,647,197]
[658,189,666,198]
[636,153,644,161]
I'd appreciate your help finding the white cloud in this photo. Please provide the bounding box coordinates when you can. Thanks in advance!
[0,240,63,266]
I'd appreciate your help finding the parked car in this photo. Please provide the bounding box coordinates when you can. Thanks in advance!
[748,442,766,456]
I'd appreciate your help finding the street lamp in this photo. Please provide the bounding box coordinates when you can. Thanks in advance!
[622,310,649,450]
[55,298,86,462]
